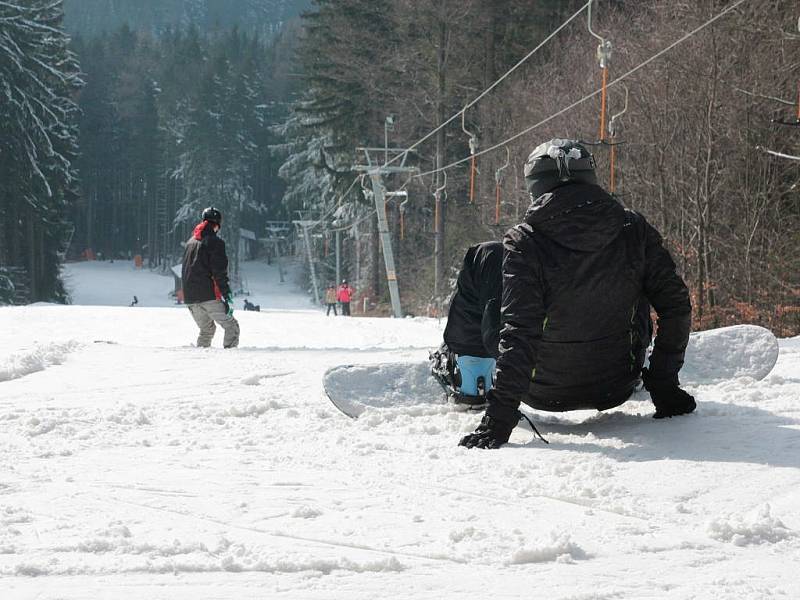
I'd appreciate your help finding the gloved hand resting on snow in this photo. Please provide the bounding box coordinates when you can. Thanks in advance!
[459,414,516,449]
[641,367,696,419]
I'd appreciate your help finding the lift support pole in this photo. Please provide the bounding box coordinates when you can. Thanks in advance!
[354,147,417,319]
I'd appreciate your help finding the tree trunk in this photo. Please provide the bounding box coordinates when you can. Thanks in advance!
[433,18,447,300]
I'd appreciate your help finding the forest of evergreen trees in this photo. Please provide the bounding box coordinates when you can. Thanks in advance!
[63,0,310,37]
[0,0,797,334]
[0,1,80,303]
[70,24,297,278]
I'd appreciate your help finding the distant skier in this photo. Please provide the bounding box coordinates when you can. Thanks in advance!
[460,139,695,449]
[243,298,260,312]
[431,241,502,407]
[337,279,355,316]
[325,284,338,316]
[181,207,240,349]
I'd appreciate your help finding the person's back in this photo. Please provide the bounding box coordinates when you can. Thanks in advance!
[181,207,240,349]
[508,182,656,409]
[461,139,695,450]
[182,221,228,304]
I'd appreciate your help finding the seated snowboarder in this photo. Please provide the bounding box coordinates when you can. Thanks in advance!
[460,139,695,449]
[243,298,260,312]
[431,241,502,408]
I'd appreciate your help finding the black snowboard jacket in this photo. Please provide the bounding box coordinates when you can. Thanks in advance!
[443,241,503,358]
[181,221,232,304]
[487,183,691,422]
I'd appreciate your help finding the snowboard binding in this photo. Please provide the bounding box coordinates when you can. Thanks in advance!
[429,345,493,411]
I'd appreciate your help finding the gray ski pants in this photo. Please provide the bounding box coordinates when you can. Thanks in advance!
[187,300,240,348]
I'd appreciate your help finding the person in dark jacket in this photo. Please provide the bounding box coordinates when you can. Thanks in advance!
[460,139,695,449]
[431,241,503,406]
[181,207,240,349]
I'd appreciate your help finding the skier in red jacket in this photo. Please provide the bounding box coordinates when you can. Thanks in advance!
[337,280,355,316]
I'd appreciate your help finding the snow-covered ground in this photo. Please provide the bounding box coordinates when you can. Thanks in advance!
[1,260,799,599]
[63,259,316,312]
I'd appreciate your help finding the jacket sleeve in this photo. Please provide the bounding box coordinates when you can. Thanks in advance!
[209,238,232,298]
[487,229,546,424]
[641,220,692,384]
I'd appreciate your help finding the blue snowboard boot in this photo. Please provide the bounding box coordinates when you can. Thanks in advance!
[453,355,496,409]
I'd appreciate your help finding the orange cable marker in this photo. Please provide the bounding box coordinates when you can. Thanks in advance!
[599,66,608,141]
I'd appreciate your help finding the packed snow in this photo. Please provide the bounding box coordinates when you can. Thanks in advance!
[1,259,799,599]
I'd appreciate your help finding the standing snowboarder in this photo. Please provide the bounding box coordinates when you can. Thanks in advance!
[431,241,503,407]
[337,279,354,316]
[181,207,240,349]
[460,139,695,449]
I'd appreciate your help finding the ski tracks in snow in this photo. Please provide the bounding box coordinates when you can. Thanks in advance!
[2,305,800,598]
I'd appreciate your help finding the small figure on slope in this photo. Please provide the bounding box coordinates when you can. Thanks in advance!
[337,279,355,316]
[325,284,338,316]
[181,207,240,349]
[460,139,695,450]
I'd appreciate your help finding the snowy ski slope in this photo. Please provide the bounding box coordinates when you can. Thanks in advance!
[1,260,798,599]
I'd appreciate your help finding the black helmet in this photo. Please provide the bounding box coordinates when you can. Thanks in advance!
[202,207,222,225]
[524,139,597,199]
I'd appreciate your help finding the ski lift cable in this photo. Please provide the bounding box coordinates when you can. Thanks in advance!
[380,0,594,172]
[306,174,362,231]
[756,146,800,162]
[413,0,751,182]
[326,208,379,233]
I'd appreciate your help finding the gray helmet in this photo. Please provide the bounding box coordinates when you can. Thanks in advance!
[524,139,597,199]
[201,207,222,225]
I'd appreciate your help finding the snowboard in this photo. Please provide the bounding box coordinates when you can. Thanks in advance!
[322,324,779,418]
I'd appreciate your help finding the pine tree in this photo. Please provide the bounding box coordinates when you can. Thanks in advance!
[0,0,82,302]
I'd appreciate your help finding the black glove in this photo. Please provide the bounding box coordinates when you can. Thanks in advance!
[459,414,516,449]
[641,367,696,419]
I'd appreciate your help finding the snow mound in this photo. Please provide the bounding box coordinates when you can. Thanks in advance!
[0,341,79,383]
[509,532,588,564]
[707,504,795,546]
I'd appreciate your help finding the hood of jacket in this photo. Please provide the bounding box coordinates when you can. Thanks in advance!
[524,183,625,252]
[193,221,214,241]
